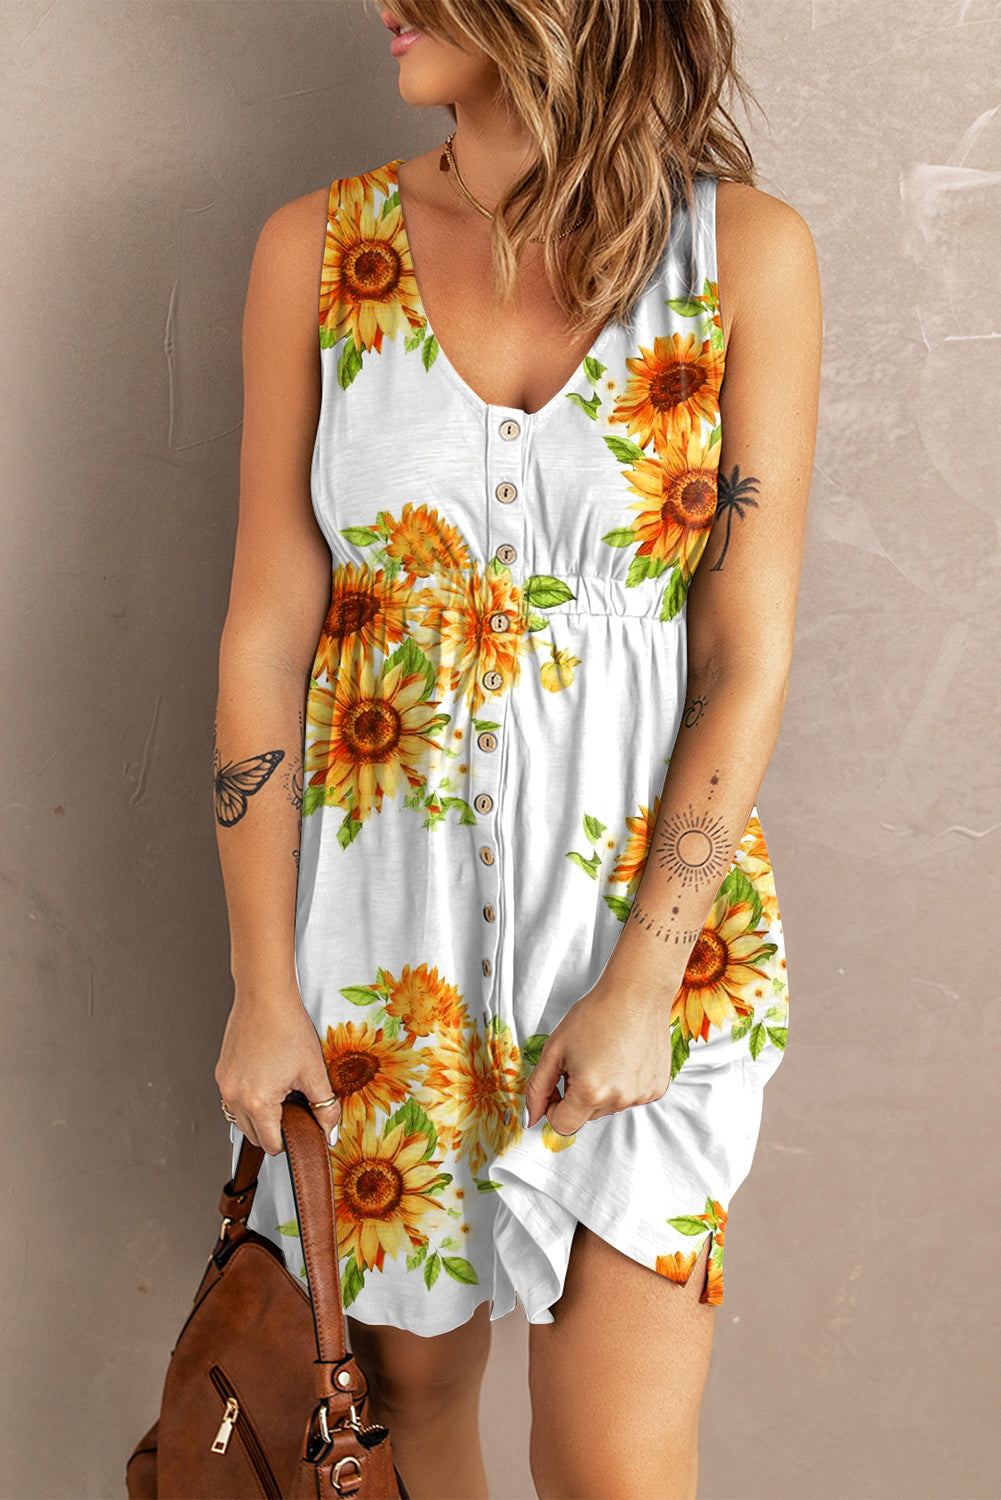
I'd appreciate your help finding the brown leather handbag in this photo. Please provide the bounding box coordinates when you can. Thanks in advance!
[126,1092,409,1499]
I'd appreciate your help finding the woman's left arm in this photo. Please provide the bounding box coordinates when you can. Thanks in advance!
[525,183,823,1136]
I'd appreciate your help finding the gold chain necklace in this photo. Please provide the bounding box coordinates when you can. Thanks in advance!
[438,131,583,242]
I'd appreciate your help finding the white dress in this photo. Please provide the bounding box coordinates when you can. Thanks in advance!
[230,160,789,1334]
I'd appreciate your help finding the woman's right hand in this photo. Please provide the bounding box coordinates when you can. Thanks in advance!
[214,988,342,1155]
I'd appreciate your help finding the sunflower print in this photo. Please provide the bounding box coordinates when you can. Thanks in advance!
[304,650,448,830]
[670,888,776,1044]
[382,961,470,1044]
[331,1114,449,1273]
[320,1018,425,1135]
[658,1198,727,1305]
[610,333,722,450]
[311,562,411,680]
[415,1018,525,1178]
[621,426,720,582]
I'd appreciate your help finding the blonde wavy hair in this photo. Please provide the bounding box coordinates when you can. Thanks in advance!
[372,0,756,333]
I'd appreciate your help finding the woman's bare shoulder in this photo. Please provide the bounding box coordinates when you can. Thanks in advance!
[714,179,820,336]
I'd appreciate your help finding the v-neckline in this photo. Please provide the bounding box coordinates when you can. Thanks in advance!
[392,158,615,423]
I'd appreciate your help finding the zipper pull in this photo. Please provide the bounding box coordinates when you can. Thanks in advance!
[211,1397,239,1454]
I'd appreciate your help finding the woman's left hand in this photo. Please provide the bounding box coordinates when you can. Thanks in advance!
[523,979,675,1137]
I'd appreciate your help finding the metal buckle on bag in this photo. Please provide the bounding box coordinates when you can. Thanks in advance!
[317,1400,384,1444]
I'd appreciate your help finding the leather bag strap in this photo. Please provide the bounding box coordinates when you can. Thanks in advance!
[280,1093,349,1368]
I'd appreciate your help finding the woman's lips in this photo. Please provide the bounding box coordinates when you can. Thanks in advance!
[390,27,423,56]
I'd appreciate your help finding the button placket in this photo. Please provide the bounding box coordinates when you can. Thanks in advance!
[477,410,526,1029]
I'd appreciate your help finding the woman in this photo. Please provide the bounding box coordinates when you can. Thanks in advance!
[213,1,821,1495]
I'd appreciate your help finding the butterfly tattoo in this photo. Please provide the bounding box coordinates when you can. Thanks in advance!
[213,747,285,827]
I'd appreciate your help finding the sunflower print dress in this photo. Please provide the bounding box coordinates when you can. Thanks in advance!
[229,162,789,1333]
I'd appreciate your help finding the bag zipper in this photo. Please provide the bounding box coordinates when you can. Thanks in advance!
[208,1364,281,1496]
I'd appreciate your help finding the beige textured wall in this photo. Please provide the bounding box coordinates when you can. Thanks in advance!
[2,2,999,1496]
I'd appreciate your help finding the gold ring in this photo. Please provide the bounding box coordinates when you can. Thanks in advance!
[308,1094,339,1110]
[220,1098,238,1123]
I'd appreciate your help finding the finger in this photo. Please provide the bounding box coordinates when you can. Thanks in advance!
[298,1073,343,1144]
[545,1078,593,1137]
[310,1095,342,1146]
[246,1105,285,1157]
[524,1048,567,1127]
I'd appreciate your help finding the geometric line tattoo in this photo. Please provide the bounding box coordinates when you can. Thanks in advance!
[653,802,732,892]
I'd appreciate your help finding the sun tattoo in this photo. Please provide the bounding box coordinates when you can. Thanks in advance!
[709,466,760,571]
[654,803,732,892]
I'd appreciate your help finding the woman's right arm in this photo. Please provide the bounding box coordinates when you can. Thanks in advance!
[213,190,341,1156]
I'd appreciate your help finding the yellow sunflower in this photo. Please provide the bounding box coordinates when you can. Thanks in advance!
[610,333,722,450]
[734,813,781,929]
[624,427,719,578]
[671,897,774,1043]
[312,563,410,680]
[415,1024,523,1177]
[305,654,445,823]
[320,189,423,352]
[382,962,469,1044]
[413,567,533,716]
[655,1249,698,1285]
[383,503,471,585]
[332,163,400,221]
[609,796,660,895]
[703,1256,724,1306]
[331,1116,446,1273]
[320,1019,424,1135]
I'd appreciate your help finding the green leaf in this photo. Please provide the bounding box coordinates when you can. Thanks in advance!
[340,526,381,547]
[748,1022,766,1060]
[406,1242,429,1271]
[625,553,655,588]
[276,1220,300,1238]
[766,1003,788,1021]
[381,189,400,215]
[442,1256,479,1285]
[671,1026,691,1080]
[474,1177,503,1192]
[583,355,607,384]
[385,1097,437,1158]
[425,1172,452,1195]
[566,849,600,879]
[603,435,646,464]
[336,815,363,850]
[422,335,439,371]
[601,527,637,549]
[340,985,382,1007]
[766,1026,787,1051]
[524,609,548,632]
[384,637,437,699]
[383,1013,402,1039]
[521,1033,549,1067]
[708,423,722,449]
[441,795,478,826]
[376,967,393,990]
[336,340,363,390]
[423,1252,442,1289]
[603,894,633,922]
[730,1015,754,1042]
[524,574,575,609]
[302,784,326,818]
[319,326,340,351]
[340,1255,365,1307]
[565,390,601,419]
[667,297,704,317]
[404,326,426,352]
[667,1215,710,1236]
[720,866,762,928]
[298,1263,308,1279]
[472,719,500,732]
[583,813,607,845]
[659,568,689,622]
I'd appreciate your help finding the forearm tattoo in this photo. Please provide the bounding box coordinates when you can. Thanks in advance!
[627,899,702,946]
[709,465,760,572]
[653,791,731,891]
[683,691,708,729]
[213,741,285,827]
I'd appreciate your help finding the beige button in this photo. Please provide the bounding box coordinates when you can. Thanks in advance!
[483,904,496,922]
[489,612,510,633]
[474,792,493,815]
[481,669,503,691]
[482,959,492,977]
[477,731,498,752]
[495,481,518,504]
[495,543,517,565]
[499,419,521,440]
[478,846,495,866]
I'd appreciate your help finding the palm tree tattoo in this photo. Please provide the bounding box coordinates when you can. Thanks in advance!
[710,466,760,571]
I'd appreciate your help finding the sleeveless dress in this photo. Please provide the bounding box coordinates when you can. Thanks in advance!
[229,161,789,1335]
